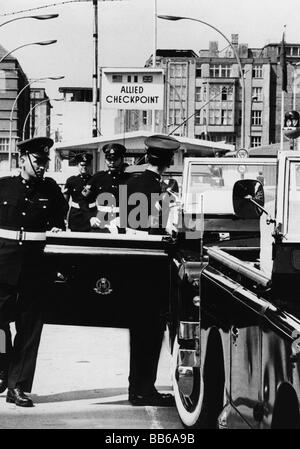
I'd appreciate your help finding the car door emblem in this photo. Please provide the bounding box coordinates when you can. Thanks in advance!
[94,277,113,295]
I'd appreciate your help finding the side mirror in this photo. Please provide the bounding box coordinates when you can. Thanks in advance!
[233,180,264,219]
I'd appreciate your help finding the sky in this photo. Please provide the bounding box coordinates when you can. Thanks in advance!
[1,0,300,130]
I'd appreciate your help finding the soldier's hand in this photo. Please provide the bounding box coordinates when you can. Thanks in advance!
[90,217,101,228]
[50,227,62,233]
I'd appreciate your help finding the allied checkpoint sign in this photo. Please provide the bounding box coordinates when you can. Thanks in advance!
[101,68,164,110]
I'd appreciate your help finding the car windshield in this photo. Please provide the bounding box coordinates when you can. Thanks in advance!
[287,161,300,237]
[184,159,277,214]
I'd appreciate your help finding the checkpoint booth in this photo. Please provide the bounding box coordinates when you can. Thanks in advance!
[52,132,234,187]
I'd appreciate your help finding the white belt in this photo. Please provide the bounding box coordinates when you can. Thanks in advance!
[0,228,46,241]
[71,201,96,209]
[97,206,120,213]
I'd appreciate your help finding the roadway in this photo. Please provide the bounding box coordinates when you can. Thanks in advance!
[0,325,183,429]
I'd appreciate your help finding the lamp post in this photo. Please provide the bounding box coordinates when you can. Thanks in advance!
[22,98,64,140]
[0,39,57,65]
[0,14,58,28]
[158,15,246,149]
[8,75,64,170]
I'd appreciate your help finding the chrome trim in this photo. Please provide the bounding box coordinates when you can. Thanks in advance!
[46,230,166,242]
[207,246,270,287]
[179,321,200,340]
[178,349,200,367]
[44,244,168,257]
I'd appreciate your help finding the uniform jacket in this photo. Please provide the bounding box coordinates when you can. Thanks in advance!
[0,175,67,285]
[63,173,92,231]
[83,169,131,221]
[126,169,163,232]
[63,173,92,203]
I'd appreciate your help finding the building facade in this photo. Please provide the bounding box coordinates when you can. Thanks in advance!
[151,43,271,150]
[29,88,52,139]
[139,38,300,150]
[0,44,30,170]
[59,87,93,141]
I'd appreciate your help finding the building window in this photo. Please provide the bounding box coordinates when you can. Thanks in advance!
[209,106,233,126]
[142,111,148,125]
[169,109,174,126]
[134,75,138,83]
[252,65,263,78]
[285,47,291,56]
[170,63,187,78]
[196,67,202,78]
[127,75,131,82]
[169,84,186,103]
[209,108,220,125]
[219,85,233,101]
[194,110,201,126]
[195,87,201,102]
[112,75,123,82]
[221,88,228,101]
[251,136,262,147]
[209,64,231,78]
[31,91,42,99]
[220,109,232,125]
[174,109,184,125]
[0,138,9,152]
[252,87,263,101]
[251,110,262,125]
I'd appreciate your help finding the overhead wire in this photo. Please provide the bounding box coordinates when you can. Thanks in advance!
[0,0,125,18]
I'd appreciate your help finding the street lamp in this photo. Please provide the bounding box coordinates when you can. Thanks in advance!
[158,15,246,149]
[0,14,59,28]
[22,98,64,140]
[0,39,57,65]
[8,75,64,170]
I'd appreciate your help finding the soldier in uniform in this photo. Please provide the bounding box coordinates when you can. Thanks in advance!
[0,137,67,407]
[126,134,180,406]
[63,152,93,231]
[82,143,129,230]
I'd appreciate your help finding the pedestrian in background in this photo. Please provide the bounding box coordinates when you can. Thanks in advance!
[0,137,67,407]
[63,152,94,231]
[82,143,130,231]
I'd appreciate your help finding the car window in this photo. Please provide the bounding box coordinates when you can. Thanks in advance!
[184,159,277,214]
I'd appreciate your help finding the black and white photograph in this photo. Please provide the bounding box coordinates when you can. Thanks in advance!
[0,0,300,435]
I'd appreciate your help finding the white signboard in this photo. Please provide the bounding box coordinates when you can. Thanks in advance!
[101,68,164,110]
